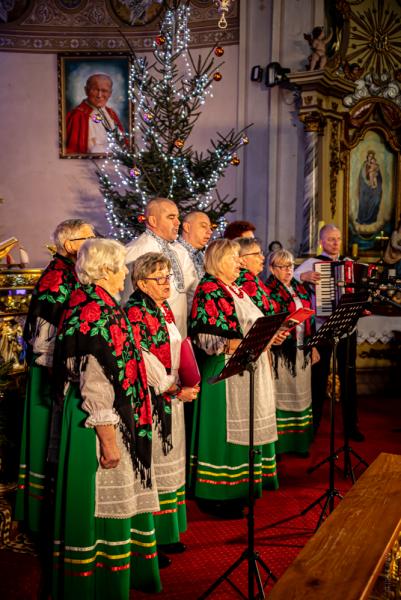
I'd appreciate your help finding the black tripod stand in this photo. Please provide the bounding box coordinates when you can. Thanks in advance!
[198,313,287,600]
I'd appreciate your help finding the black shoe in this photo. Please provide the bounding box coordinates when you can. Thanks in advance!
[348,428,365,442]
[157,550,172,568]
[158,542,187,554]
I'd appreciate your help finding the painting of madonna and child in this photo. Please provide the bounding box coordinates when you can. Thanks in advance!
[59,55,130,158]
[348,130,396,255]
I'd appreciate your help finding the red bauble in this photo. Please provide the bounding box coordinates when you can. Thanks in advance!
[213,72,222,82]
[214,46,224,57]
[230,155,240,166]
[156,35,166,46]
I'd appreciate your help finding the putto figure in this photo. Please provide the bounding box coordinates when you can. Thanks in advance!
[304,26,333,71]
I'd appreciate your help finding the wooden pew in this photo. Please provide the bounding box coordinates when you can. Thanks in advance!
[269,453,401,600]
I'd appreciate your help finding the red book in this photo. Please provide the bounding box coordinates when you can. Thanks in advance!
[179,337,201,387]
[281,307,314,332]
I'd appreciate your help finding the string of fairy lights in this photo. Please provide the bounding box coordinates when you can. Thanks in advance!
[100,3,247,240]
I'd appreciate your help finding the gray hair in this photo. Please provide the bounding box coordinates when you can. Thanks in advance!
[131,252,171,290]
[85,73,113,90]
[76,239,126,285]
[268,248,294,267]
[52,219,93,253]
[319,224,340,240]
[204,238,240,277]
[235,237,262,255]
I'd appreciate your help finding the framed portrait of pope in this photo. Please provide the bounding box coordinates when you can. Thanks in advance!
[58,53,131,159]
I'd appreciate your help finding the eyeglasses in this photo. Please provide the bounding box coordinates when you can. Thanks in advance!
[272,263,294,270]
[69,235,97,242]
[142,274,173,285]
[241,251,264,258]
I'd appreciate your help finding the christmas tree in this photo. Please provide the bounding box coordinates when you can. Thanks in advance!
[98,1,250,242]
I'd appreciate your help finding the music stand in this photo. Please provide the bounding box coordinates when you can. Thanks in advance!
[300,294,368,529]
[198,312,287,600]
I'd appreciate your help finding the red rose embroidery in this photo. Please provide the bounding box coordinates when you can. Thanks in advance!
[122,378,130,390]
[97,287,115,306]
[81,301,101,323]
[131,324,142,346]
[205,299,219,318]
[163,305,174,323]
[110,324,126,356]
[80,321,90,334]
[154,342,171,369]
[146,313,159,336]
[69,288,87,307]
[125,359,138,383]
[228,320,237,329]
[218,297,233,315]
[191,296,199,319]
[243,281,257,296]
[127,306,143,323]
[138,397,152,426]
[209,317,216,325]
[38,270,63,293]
[202,282,219,294]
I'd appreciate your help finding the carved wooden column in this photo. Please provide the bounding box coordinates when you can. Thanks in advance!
[299,111,326,255]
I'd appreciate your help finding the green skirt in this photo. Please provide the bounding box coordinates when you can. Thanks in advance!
[189,354,278,502]
[14,361,52,534]
[275,407,313,454]
[52,386,161,599]
[153,486,187,545]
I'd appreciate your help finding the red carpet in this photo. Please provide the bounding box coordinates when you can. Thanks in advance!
[1,394,401,599]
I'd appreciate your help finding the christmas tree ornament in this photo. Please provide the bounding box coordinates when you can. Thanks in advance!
[143,111,154,123]
[214,46,224,57]
[230,154,240,166]
[92,113,102,123]
[174,139,184,149]
[239,134,249,145]
[137,215,146,223]
[213,72,222,81]
[130,166,141,178]
[156,35,166,46]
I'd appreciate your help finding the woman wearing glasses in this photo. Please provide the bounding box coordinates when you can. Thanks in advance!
[235,237,278,316]
[266,249,317,455]
[52,239,161,599]
[126,253,199,565]
[189,239,279,520]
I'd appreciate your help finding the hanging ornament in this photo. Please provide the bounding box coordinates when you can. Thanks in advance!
[213,72,222,82]
[215,0,235,29]
[156,35,166,46]
[214,46,224,57]
[239,134,249,146]
[130,166,141,178]
[174,139,184,149]
[143,111,154,123]
[137,214,146,223]
[230,154,240,166]
[91,113,102,123]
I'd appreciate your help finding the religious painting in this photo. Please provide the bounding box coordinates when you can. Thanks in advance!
[58,54,131,159]
[348,130,397,256]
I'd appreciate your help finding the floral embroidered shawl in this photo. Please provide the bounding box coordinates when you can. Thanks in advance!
[265,274,314,377]
[54,284,152,486]
[126,289,175,455]
[23,253,77,344]
[236,268,278,316]
[189,273,243,339]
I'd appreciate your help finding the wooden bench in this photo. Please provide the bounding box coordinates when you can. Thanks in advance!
[269,452,401,600]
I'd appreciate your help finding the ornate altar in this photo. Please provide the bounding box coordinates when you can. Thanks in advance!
[289,0,401,261]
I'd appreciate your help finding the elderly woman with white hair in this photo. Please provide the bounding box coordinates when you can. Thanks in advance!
[15,219,95,537]
[126,252,199,564]
[51,238,161,599]
[266,248,316,455]
[189,239,279,519]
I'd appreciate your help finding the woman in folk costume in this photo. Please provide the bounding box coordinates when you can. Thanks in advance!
[189,239,280,520]
[52,239,161,599]
[126,253,199,564]
[265,249,317,455]
[15,219,95,536]
[235,237,279,316]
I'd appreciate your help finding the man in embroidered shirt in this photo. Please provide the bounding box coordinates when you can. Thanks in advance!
[294,224,364,442]
[66,73,124,154]
[123,197,196,337]
[178,211,213,311]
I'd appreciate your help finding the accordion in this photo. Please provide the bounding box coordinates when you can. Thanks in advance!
[314,260,369,317]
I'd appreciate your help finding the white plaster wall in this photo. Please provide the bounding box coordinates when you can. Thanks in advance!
[0,46,239,267]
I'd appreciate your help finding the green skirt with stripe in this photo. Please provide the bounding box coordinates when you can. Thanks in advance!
[51,386,161,599]
[153,486,187,545]
[14,361,52,534]
[275,407,313,454]
[189,354,278,502]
